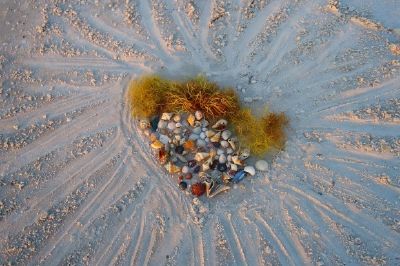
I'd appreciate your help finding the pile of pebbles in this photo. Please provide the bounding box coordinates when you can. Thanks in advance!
[138,111,269,198]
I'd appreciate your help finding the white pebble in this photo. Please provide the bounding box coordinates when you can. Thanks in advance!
[255,160,269,171]
[220,140,229,148]
[158,120,167,129]
[175,122,182,128]
[219,154,227,164]
[167,121,176,130]
[195,110,203,120]
[217,149,225,155]
[182,165,189,174]
[222,130,232,140]
[226,148,233,154]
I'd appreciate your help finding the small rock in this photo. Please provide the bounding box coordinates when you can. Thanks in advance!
[219,154,227,164]
[173,114,181,122]
[195,110,203,120]
[179,181,188,190]
[175,145,184,154]
[193,127,202,134]
[197,139,206,148]
[217,149,225,155]
[221,130,232,140]
[244,97,253,103]
[217,163,227,172]
[220,140,229,148]
[200,132,206,139]
[161,112,173,120]
[167,121,176,131]
[255,160,269,171]
[189,134,199,140]
[159,134,171,145]
[182,165,189,174]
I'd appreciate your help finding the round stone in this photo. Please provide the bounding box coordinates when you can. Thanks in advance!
[192,127,202,134]
[197,139,206,148]
[219,154,227,164]
[157,120,167,129]
[255,160,269,171]
[182,165,189,174]
[179,181,188,190]
[167,121,176,131]
[185,173,193,180]
[175,145,184,154]
[217,163,227,172]
[195,110,203,120]
[200,132,206,139]
[220,140,229,148]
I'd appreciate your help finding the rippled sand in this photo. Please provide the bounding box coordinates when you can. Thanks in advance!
[0,0,399,265]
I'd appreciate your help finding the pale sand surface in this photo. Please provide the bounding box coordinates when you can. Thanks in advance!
[0,0,399,265]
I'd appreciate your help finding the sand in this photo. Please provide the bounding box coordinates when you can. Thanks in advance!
[0,0,399,265]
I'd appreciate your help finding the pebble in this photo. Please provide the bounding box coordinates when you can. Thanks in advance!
[200,132,206,139]
[195,110,203,120]
[197,139,206,148]
[182,165,189,174]
[167,121,176,130]
[222,130,232,140]
[175,145,184,154]
[217,163,227,172]
[217,149,225,155]
[255,160,269,171]
[219,154,227,164]
[189,134,199,140]
[220,140,229,148]
[158,120,167,129]
[159,134,171,145]
[179,181,188,190]
[193,127,202,134]
[185,173,193,179]
[226,148,233,154]
[173,114,181,122]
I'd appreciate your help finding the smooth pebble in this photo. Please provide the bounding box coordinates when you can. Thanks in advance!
[255,160,269,171]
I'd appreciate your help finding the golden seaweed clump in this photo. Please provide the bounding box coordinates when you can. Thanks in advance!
[163,76,240,120]
[128,75,172,118]
[230,109,289,156]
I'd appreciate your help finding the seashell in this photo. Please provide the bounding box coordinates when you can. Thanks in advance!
[232,170,246,183]
[222,172,232,184]
[205,180,230,198]
[220,140,229,148]
[212,119,228,131]
[173,114,181,122]
[226,148,234,154]
[182,165,189,174]
[192,127,202,134]
[221,130,232,140]
[139,119,150,129]
[165,161,181,174]
[255,160,269,171]
[195,110,203,120]
[179,181,187,190]
[167,121,176,131]
[191,182,206,196]
[197,139,206,148]
[183,140,196,151]
[227,138,236,150]
[231,155,243,165]
[244,166,256,176]
[187,114,196,127]
[159,134,171,145]
[157,120,167,129]
[175,122,182,128]
[210,132,221,142]
[219,154,227,164]
[200,132,206,139]
[206,130,216,138]
[161,112,173,120]
[239,148,250,160]
[158,148,169,165]
[151,140,164,150]
[230,164,238,171]
[195,152,209,162]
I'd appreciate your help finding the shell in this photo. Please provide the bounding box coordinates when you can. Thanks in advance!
[161,112,173,120]
[150,140,164,149]
[165,161,181,174]
[139,119,150,129]
[210,132,221,142]
[221,130,232,140]
[191,182,206,197]
[195,110,203,120]
[231,155,243,165]
[239,148,250,160]
[158,148,169,165]
[255,160,269,171]
[173,114,181,122]
[212,119,228,131]
[183,140,196,151]
[206,130,216,138]
[187,114,196,127]
[175,122,182,128]
[195,152,209,162]
[227,138,236,150]
[244,166,256,176]
[205,180,230,198]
